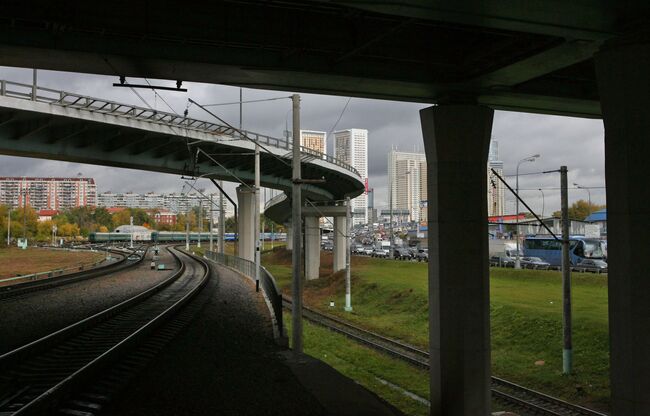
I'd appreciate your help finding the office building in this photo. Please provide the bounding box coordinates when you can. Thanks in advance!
[0,177,97,210]
[388,150,427,223]
[333,128,368,225]
[487,140,505,217]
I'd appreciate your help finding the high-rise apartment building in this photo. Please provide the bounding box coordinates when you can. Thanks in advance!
[300,130,327,155]
[97,191,221,215]
[487,140,505,217]
[0,177,97,210]
[333,129,368,225]
[388,150,427,223]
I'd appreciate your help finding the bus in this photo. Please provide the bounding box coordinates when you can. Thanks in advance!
[523,236,604,266]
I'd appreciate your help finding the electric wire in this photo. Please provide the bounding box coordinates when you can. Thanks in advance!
[327,97,352,136]
[202,96,292,107]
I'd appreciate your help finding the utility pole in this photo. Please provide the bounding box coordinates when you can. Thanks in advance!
[345,196,352,312]
[561,165,572,374]
[22,186,27,242]
[129,216,134,249]
[255,143,261,292]
[32,68,37,101]
[219,181,225,254]
[291,93,303,356]
[389,172,394,259]
[198,200,203,248]
[185,214,190,251]
[6,206,10,246]
[239,88,243,135]
[209,194,214,252]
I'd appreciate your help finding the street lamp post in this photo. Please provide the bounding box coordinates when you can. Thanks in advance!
[573,183,592,217]
[515,154,540,268]
[538,188,545,233]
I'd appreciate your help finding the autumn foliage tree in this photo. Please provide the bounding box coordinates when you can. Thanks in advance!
[553,199,605,221]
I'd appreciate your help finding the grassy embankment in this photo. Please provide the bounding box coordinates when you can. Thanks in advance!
[190,241,285,257]
[0,247,104,279]
[264,248,610,414]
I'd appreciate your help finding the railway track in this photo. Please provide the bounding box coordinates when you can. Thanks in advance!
[0,246,210,416]
[0,245,147,301]
[283,297,608,416]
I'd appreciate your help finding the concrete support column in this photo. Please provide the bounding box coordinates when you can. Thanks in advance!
[420,104,493,416]
[333,216,347,273]
[595,39,650,415]
[304,216,321,280]
[236,185,255,262]
[285,223,293,251]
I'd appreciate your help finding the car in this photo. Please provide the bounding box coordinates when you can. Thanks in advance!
[393,248,412,260]
[520,256,551,270]
[363,247,374,256]
[490,255,515,267]
[127,254,141,261]
[574,259,608,273]
[372,248,389,258]
[416,249,429,262]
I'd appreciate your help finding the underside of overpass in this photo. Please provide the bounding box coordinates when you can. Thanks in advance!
[2,2,650,415]
[3,1,648,118]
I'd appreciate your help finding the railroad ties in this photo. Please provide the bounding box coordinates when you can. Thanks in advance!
[0,247,210,416]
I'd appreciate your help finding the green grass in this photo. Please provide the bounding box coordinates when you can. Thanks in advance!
[264,250,611,412]
[285,312,430,416]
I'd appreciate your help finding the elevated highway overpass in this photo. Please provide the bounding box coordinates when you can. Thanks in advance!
[2,2,650,414]
[0,80,364,205]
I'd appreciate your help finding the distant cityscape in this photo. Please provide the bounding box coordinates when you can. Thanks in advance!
[0,135,508,228]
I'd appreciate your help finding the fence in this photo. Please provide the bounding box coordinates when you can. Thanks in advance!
[204,251,283,337]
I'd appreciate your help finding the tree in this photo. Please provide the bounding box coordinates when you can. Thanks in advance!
[36,220,55,241]
[93,207,113,229]
[0,204,8,246]
[225,216,236,233]
[59,222,80,237]
[13,205,38,239]
[553,200,605,221]
[110,208,151,229]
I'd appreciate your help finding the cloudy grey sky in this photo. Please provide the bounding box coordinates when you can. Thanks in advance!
[0,66,605,216]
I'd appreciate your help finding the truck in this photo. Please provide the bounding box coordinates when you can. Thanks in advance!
[488,239,521,267]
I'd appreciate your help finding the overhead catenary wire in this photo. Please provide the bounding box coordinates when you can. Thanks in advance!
[144,78,179,115]
[188,98,292,168]
[327,97,352,136]
[202,96,292,107]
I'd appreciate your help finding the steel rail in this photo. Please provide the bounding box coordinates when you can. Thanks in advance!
[0,246,210,415]
[282,297,608,416]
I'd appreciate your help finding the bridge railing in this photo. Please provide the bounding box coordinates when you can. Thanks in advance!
[265,193,288,211]
[203,251,284,338]
[0,79,361,179]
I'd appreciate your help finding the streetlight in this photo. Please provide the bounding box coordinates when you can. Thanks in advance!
[573,183,592,217]
[389,170,411,259]
[515,154,540,268]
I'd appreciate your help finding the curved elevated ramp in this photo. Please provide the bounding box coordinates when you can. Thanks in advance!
[0,80,364,205]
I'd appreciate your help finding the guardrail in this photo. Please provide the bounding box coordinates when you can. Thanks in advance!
[0,79,361,179]
[204,251,283,337]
